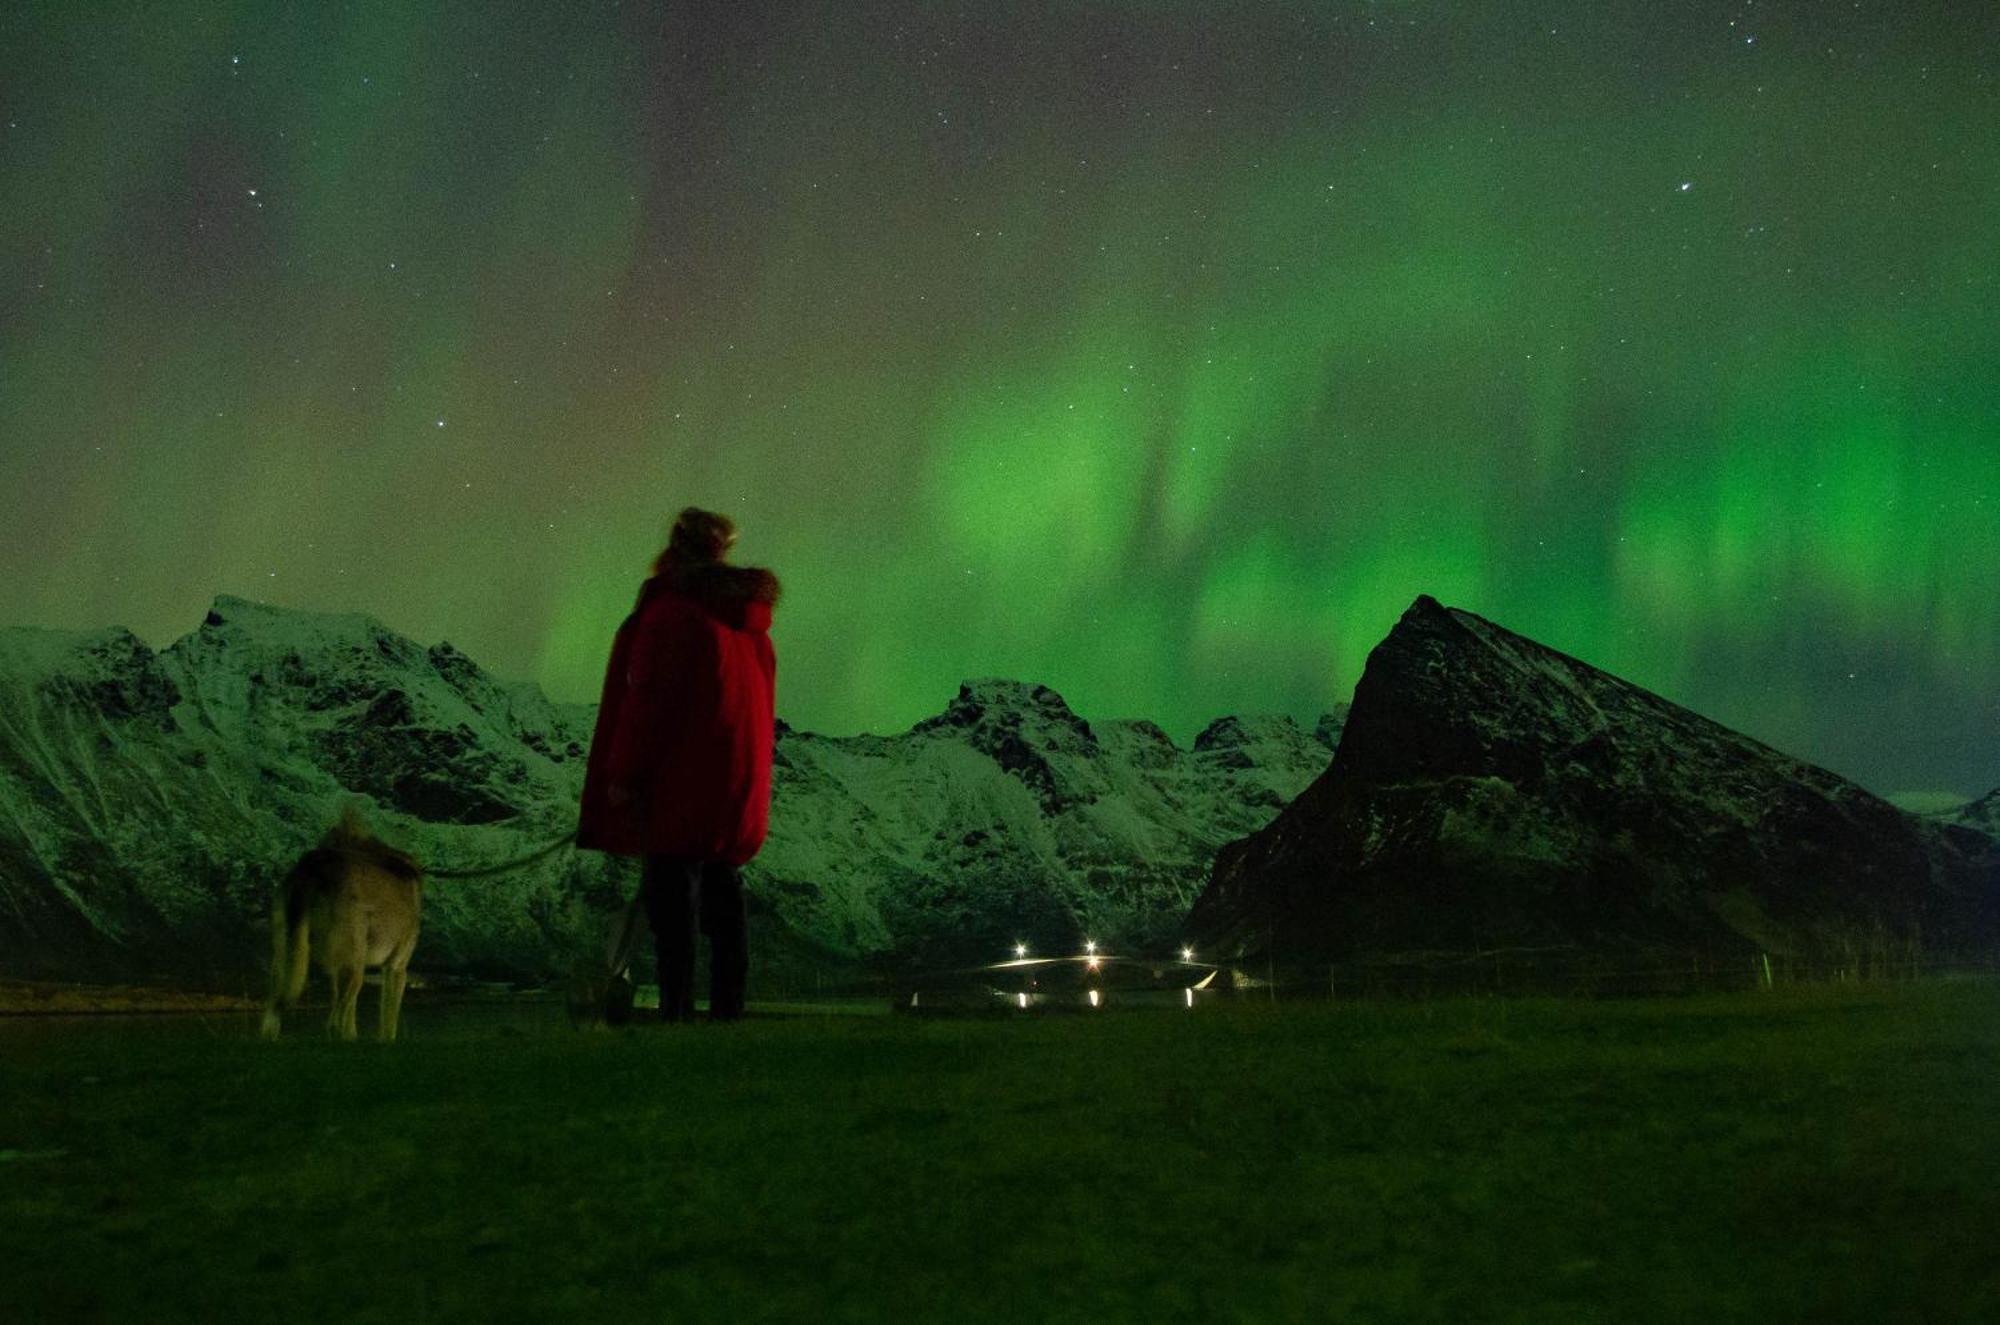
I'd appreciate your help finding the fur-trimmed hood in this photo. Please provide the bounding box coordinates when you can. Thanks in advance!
[640,562,781,631]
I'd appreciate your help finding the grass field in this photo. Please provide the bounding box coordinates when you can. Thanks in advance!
[4,981,1997,1323]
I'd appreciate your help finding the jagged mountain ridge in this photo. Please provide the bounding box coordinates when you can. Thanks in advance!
[1186,596,1999,967]
[1940,788,2000,840]
[0,596,1342,982]
[763,678,1342,964]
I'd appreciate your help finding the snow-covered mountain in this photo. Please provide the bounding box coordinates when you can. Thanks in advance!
[0,596,1341,984]
[1186,596,2000,970]
[762,680,1341,968]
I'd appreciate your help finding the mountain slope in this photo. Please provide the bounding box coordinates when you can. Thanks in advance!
[762,680,1341,964]
[1185,596,1999,968]
[1941,788,2000,840]
[0,598,1341,983]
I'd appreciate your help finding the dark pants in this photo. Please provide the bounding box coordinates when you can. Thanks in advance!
[640,855,748,1022]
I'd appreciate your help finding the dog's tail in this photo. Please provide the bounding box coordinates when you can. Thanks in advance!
[260,853,325,1040]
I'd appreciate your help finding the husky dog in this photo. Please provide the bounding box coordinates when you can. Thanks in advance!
[260,808,423,1042]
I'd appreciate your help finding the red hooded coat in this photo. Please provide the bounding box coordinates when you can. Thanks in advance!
[577,564,779,864]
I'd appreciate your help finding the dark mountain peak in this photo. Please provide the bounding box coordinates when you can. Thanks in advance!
[1187,597,1999,967]
[1109,718,1176,749]
[1406,592,1449,619]
[1,624,182,731]
[204,593,265,625]
[917,678,1096,743]
[908,679,1099,814]
[1192,715,1247,751]
[141,597,535,825]
[179,596,424,680]
[1194,708,1349,758]
[0,623,160,679]
[1337,597,1837,795]
[203,593,368,631]
[83,624,151,657]
[1193,715,1303,752]
[60,626,161,677]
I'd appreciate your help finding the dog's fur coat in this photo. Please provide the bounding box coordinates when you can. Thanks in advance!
[261,808,423,1041]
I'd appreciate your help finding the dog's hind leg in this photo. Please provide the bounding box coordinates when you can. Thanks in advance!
[378,912,418,1048]
[380,939,416,1043]
[321,900,367,1040]
[329,964,364,1040]
[379,964,406,1042]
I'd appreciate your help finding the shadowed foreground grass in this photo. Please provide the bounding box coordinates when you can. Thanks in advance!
[4,982,1997,1322]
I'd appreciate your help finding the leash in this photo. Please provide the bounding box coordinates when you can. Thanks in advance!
[422,824,644,1002]
[426,827,580,878]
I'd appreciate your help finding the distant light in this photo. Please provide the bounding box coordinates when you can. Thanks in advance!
[1014,943,1026,958]
[1185,988,1194,1008]
[1084,940,1096,955]
[1181,946,1194,962]
[1018,992,1028,1009]
[1086,956,1100,971]
[1088,989,1100,1008]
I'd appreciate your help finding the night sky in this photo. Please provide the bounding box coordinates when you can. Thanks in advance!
[2,2,1994,801]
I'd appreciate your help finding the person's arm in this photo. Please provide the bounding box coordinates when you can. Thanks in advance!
[604,596,698,797]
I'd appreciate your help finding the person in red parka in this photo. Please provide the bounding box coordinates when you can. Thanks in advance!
[577,507,779,1022]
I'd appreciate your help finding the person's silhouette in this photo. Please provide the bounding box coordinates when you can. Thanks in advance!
[578,507,779,1021]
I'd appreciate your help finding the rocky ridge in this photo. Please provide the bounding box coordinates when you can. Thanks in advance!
[1185,596,1999,971]
[0,597,1342,983]
[1941,788,2000,840]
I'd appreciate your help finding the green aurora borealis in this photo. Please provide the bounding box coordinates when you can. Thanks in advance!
[1,2,1994,798]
